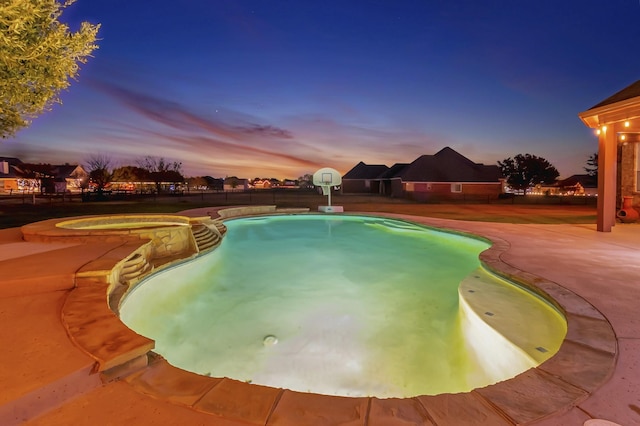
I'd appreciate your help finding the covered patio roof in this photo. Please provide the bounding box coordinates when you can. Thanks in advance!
[578,79,640,232]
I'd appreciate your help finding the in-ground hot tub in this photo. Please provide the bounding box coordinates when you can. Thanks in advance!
[21,214,212,260]
[55,214,192,230]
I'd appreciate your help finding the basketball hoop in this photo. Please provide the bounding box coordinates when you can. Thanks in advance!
[313,168,343,211]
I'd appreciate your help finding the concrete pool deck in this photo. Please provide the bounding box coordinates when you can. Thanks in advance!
[0,209,638,425]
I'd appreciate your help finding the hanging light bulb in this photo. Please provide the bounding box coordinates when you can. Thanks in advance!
[621,134,627,141]
[625,121,630,127]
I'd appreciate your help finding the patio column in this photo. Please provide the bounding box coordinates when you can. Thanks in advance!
[597,125,617,232]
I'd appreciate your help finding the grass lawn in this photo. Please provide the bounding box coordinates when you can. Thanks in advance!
[0,192,597,229]
[350,203,597,224]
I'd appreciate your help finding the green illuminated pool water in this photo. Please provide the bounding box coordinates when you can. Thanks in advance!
[120,214,565,397]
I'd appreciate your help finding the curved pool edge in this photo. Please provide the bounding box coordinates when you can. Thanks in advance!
[51,208,618,424]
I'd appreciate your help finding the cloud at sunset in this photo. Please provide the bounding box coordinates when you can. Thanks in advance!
[4,1,638,179]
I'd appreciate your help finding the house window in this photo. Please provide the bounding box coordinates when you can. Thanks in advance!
[451,183,462,193]
[365,179,370,189]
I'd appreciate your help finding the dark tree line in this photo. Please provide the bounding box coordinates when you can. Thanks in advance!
[497,154,560,192]
[497,152,599,193]
[85,155,184,193]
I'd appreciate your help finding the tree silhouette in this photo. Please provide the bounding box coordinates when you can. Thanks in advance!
[584,152,598,179]
[498,154,559,192]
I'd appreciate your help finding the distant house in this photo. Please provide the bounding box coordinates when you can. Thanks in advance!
[537,174,598,196]
[393,147,504,201]
[51,164,89,193]
[203,176,224,191]
[377,163,410,196]
[0,158,88,194]
[224,177,249,191]
[341,162,390,194]
[0,157,29,193]
[342,147,504,200]
[0,157,25,193]
[252,179,272,189]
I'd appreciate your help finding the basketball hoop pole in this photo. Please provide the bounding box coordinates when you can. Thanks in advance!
[327,185,332,206]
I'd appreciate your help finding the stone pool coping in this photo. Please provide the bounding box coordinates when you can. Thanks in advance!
[1,206,634,425]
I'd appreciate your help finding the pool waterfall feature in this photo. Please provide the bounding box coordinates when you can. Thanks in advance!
[118,214,566,398]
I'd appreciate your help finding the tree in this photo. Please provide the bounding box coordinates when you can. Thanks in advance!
[137,156,184,193]
[497,154,559,193]
[111,165,150,192]
[584,152,598,179]
[1,0,100,138]
[203,175,223,191]
[187,176,208,190]
[111,165,150,183]
[85,154,112,193]
[297,173,314,189]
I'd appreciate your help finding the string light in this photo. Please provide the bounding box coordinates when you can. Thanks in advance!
[625,121,630,127]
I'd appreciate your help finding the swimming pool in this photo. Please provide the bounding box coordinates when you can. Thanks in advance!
[120,214,566,398]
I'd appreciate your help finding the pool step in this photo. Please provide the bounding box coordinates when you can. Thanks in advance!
[211,219,227,235]
[191,224,222,252]
[120,253,152,282]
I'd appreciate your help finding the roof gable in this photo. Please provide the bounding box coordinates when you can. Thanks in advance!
[0,157,23,178]
[52,164,87,179]
[0,157,23,165]
[378,163,409,179]
[342,161,389,179]
[399,147,502,182]
[558,174,597,188]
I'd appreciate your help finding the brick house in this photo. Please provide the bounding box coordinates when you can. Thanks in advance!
[341,162,390,194]
[342,147,504,200]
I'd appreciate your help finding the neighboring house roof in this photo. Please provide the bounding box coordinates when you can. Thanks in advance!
[342,162,389,180]
[52,164,87,180]
[0,157,24,178]
[398,147,502,182]
[0,156,23,165]
[224,177,248,184]
[2,162,87,181]
[14,163,56,179]
[589,80,640,110]
[378,163,409,179]
[557,174,597,188]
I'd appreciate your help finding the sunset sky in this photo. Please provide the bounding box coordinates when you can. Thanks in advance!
[3,0,640,179]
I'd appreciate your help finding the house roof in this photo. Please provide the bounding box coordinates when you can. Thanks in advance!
[0,157,23,165]
[589,80,640,110]
[398,147,502,183]
[378,163,409,179]
[342,162,389,179]
[557,174,597,188]
[0,157,24,178]
[15,163,56,179]
[52,165,86,179]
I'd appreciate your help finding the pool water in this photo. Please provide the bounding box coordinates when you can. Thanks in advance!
[120,215,564,397]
